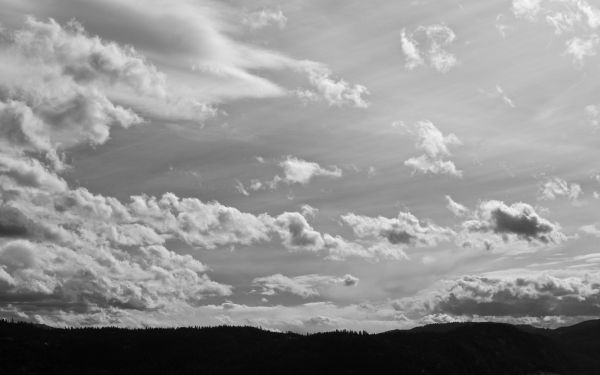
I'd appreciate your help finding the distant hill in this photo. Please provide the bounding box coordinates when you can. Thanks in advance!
[1,319,599,374]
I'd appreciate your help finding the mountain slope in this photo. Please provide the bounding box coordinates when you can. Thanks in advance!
[0,319,598,374]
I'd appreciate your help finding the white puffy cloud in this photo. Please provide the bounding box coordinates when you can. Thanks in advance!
[279,156,342,184]
[403,121,463,177]
[252,273,359,298]
[400,25,458,73]
[273,212,326,251]
[512,0,543,20]
[0,238,232,313]
[294,62,369,108]
[243,9,288,30]
[0,155,67,192]
[300,204,319,218]
[512,0,600,29]
[404,156,462,177]
[538,176,582,202]
[511,0,600,65]
[249,156,343,192]
[408,271,600,317]
[0,17,364,320]
[565,34,599,65]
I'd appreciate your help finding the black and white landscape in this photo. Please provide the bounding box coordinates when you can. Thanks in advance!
[0,0,600,372]
[2,319,600,374]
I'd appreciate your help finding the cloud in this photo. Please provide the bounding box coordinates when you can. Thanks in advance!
[294,62,370,108]
[400,29,424,70]
[0,17,179,171]
[2,2,368,109]
[459,200,566,247]
[300,204,319,218]
[401,25,458,73]
[0,238,232,313]
[445,195,469,217]
[585,104,600,128]
[0,155,67,192]
[323,234,409,261]
[243,9,288,30]
[417,272,600,317]
[565,34,599,65]
[492,85,516,108]
[341,211,455,248]
[512,0,600,28]
[252,273,359,298]
[0,17,245,318]
[234,179,249,196]
[512,0,543,21]
[511,0,600,65]
[538,176,582,202]
[403,121,463,177]
[273,212,325,251]
[279,156,342,184]
[579,223,600,237]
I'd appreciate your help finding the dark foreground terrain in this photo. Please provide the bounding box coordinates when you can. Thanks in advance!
[1,319,600,374]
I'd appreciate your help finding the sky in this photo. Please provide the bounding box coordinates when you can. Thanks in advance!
[0,0,599,332]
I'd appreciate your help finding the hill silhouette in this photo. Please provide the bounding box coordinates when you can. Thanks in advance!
[1,319,599,374]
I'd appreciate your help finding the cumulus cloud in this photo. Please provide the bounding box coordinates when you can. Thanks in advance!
[538,176,582,202]
[252,273,359,298]
[0,18,375,325]
[459,200,565,248]
[512,0,600,29]
[273,212,326,251]
[244,9,288,30]
[0,16,187,135]
[0,238,232,314]
[294,62,370,108]
[511,0,600,65]
[403,121,463,177]
[341,211,455,248]
[416,272,600,317]
[401,25,458,73]
[243,156,343,192]
[279,156,342,184]
[300,204,319,218]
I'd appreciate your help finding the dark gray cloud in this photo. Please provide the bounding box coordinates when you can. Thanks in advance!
[461,200,565,246]
[0,205,32,237]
